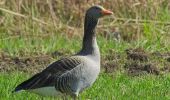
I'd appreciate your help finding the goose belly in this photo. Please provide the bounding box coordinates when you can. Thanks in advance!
[29,86,62,97]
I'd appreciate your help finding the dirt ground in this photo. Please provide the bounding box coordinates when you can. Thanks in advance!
[0,48,170,76]
[0,55,51,73]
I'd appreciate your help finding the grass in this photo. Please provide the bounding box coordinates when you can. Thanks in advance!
[0,72,170,100]
[0,0,170,100]
[0,21,170,99]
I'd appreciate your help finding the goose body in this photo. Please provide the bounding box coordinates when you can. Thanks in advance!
[13,5,113,98]
[28,56,100,97]
[24,56,100,97]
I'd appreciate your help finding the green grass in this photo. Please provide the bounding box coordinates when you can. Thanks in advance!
[0,26,170,99]
[1,1,170,99]
[1,33,170,56]
[0,21,170,100]
[0,72,170,100]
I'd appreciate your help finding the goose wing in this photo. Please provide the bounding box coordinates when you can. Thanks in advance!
[13,56,83,92]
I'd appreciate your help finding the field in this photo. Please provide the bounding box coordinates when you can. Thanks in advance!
[0,0,170,100]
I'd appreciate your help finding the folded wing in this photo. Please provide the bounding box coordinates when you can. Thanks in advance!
[13,56,82,92]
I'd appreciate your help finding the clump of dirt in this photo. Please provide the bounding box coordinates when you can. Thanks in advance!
[101,49,121,73]
[51,49,72,59]
[1,47,170,76]
[122,48,170,76]
[151,52,162,57]
[125,48,149,61]
[160,66,170,73]
[51,51,64,58]
[124,62,160,76]
[0,53,53,73]
[103,61,118,73]
[152,52,170,62]
[160,63,170,73]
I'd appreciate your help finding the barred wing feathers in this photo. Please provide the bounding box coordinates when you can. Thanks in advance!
[13,56,83,92]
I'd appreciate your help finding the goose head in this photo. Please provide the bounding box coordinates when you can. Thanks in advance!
[86,5,113,19]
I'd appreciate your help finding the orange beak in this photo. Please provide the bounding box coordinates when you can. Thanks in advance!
[101,9,113,15]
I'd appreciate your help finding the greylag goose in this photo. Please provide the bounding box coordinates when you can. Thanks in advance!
[13,5,113,98]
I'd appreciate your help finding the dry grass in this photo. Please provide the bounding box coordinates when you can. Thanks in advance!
[0,0,170,56]
[0,0,170,40]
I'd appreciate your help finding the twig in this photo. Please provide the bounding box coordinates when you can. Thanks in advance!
[112,16,170,25]
[47,0,58,28]
[0,36,20,41]
[0,7,50,25]
[0,34,51,41]
[1,7,170,29]
[0,16,4,25]
[0,7,26,17]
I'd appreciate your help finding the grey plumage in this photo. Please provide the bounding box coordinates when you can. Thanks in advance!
[13,5,113,98]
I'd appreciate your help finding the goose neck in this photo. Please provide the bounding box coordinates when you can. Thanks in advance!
[80,15,100,57]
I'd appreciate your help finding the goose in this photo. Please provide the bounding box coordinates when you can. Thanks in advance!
[13,5,113,98]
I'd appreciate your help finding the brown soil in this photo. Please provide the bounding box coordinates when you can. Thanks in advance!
[124,48,170,76]
[124,62,160,76]
[101,49,121,73]
[152,52,170,62]
[125,48,149,61]
[0,53,53,73]
[160,62,170,73]
[0,48,170,76]
[103,61,118,73]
